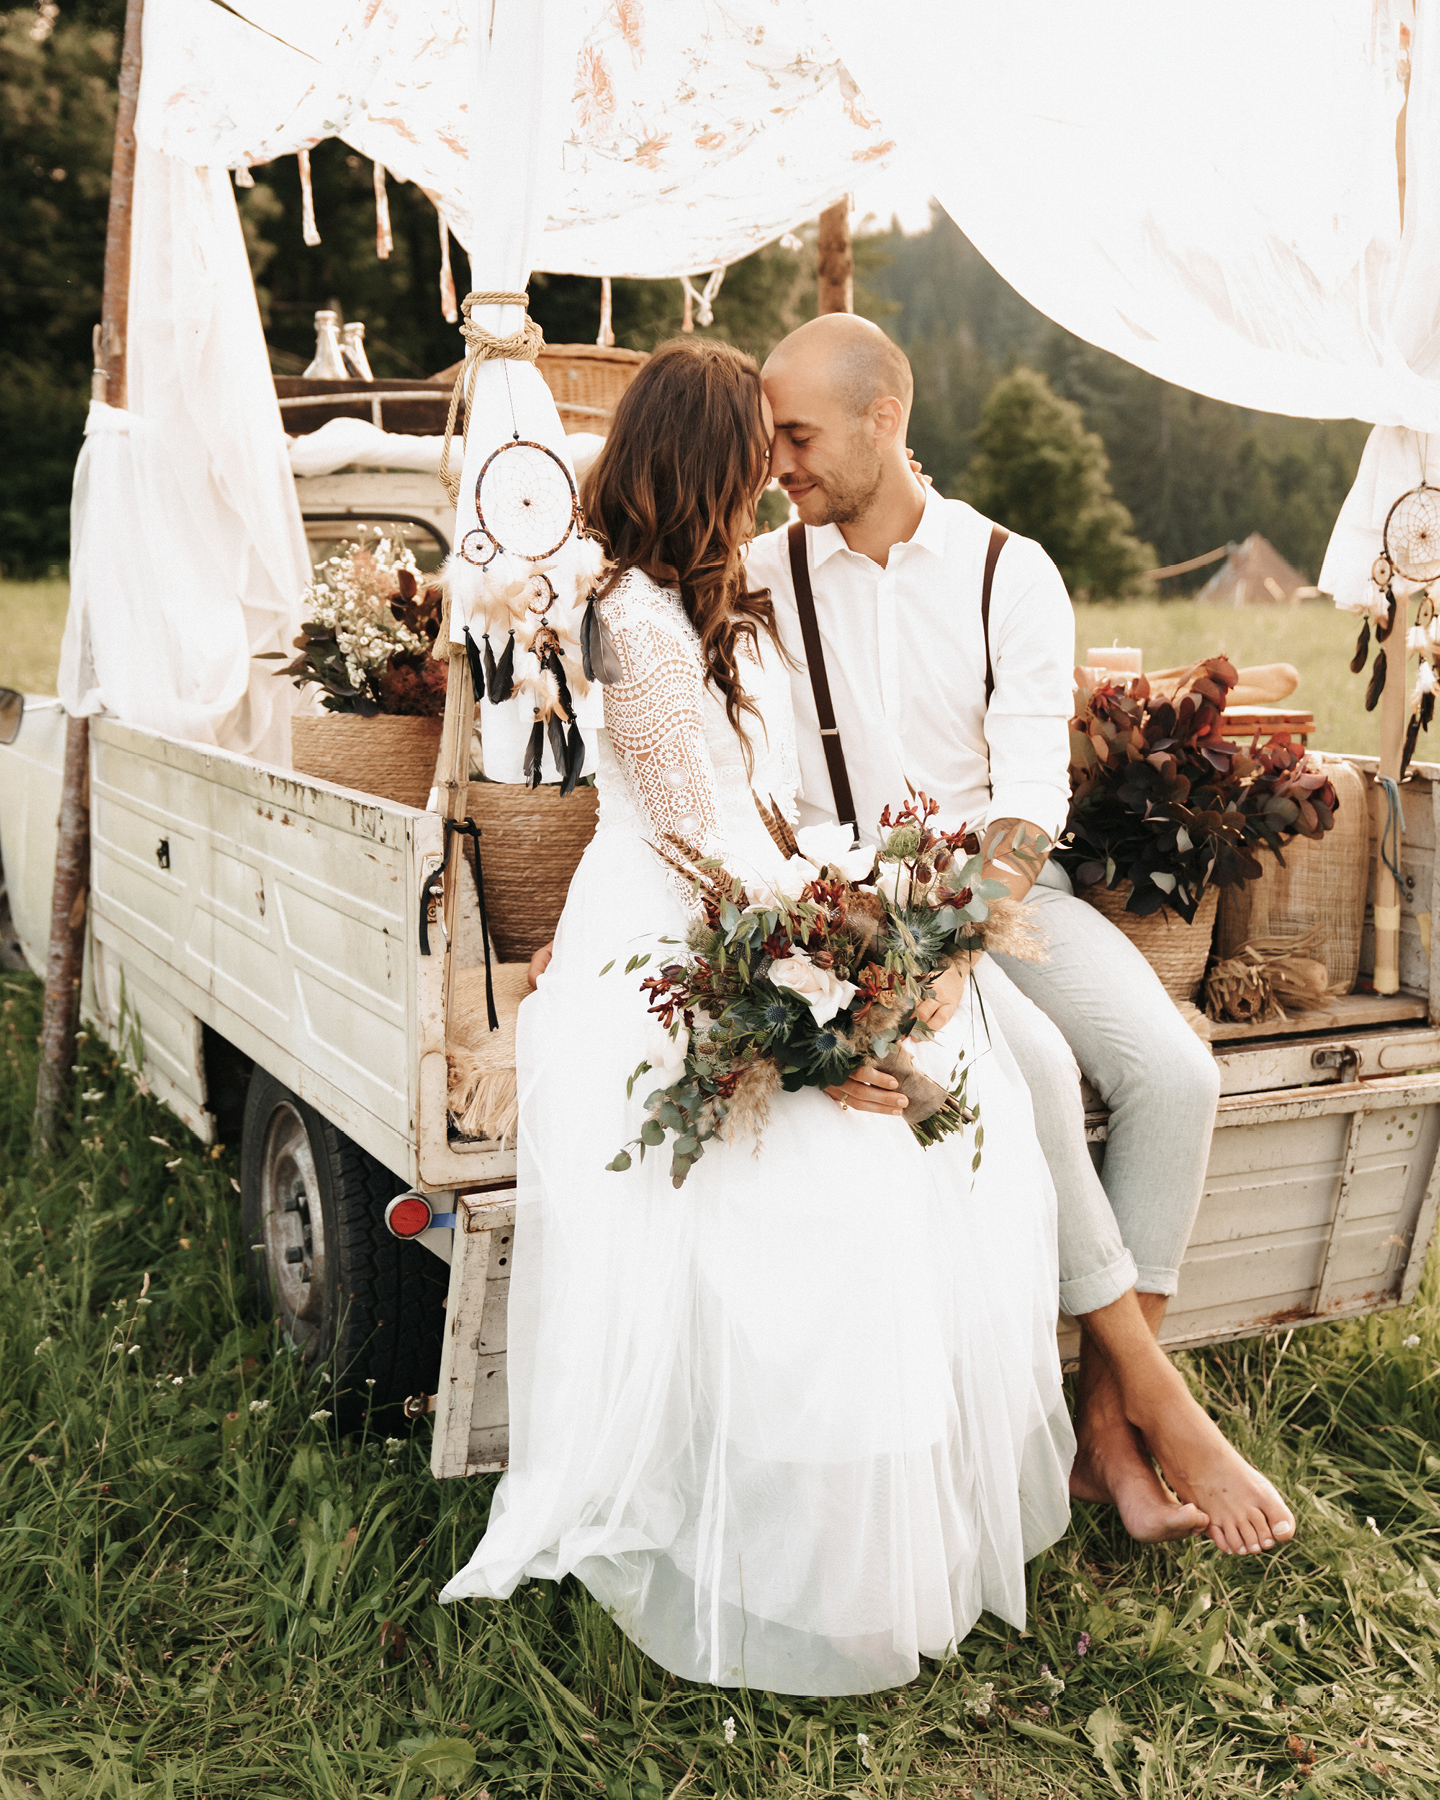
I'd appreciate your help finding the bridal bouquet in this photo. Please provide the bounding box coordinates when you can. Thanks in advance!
[607,796,1047,1188]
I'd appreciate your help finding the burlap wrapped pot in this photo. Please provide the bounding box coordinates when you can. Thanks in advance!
[1078,880,1221,1004]
[290,714,443,810]
[466,782,600,962]
[1215,757,1368,996]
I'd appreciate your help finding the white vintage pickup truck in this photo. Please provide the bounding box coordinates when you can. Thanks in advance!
[6,403,1440,1482]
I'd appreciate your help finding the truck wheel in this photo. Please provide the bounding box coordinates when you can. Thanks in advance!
[240,1069,446,1421]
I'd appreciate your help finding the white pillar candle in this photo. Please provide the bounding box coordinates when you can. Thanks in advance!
[1087,644,1143,675]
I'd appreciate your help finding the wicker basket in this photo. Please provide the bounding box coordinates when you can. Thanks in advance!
[290,714,442,810]
[1216,757,1369,995]
[1079,881,1221,1003]
[537,345,648,431]
[466,782,601,961]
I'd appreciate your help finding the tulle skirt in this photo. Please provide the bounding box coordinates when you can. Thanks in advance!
[440,827,1074,1694]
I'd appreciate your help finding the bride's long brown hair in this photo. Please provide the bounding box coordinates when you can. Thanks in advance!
[581,337,782,748]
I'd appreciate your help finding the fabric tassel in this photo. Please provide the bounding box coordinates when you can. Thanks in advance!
[1350,618,1371,674]
[488,631,516,704]
[298,149,320,246]
[437,204,457,322]
[1365,646,1387,712]
[581,595,624,684]
[373,161,392,259]
[523,717,546,788]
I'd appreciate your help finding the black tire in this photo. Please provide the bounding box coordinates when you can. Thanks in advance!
[240,1069,446,1424]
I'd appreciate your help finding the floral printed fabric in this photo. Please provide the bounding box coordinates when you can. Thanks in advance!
[135,0,897,278]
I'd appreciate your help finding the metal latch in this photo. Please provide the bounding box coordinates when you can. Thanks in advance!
[401,1392,437,1419]
[1312,1043,1361,1081]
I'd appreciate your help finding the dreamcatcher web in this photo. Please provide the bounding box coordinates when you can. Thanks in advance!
[461,439,579,566]
[1381,483,1440,585]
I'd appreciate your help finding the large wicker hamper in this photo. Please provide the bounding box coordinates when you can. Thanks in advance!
[1078,881,1221,1004]
[290,714,443,810]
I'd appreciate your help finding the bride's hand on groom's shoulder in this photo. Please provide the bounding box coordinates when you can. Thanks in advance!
[527,942,555,991]
[825,1066,909,1117]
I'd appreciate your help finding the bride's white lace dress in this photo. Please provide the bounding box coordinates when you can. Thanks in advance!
[440,569,1074,1694]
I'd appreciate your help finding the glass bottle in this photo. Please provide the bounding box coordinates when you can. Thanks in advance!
[341,321,375,381]
[303,310,348,380]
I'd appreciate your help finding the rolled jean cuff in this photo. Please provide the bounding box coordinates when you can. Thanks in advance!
[1132,1262,1179,1300]
[1059,1247,1138,1319]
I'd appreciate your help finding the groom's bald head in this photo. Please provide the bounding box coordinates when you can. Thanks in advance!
[763,313,913,421]
[762,315,917,529]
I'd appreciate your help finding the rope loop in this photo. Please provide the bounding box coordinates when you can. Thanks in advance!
[438,290,547,505]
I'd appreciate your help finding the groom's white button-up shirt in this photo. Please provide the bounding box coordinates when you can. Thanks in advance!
[745,486,1075,845]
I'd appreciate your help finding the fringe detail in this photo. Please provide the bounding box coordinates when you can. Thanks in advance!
[373,161,393,259]
[298,149,320,246]
[446,1049,519,1147]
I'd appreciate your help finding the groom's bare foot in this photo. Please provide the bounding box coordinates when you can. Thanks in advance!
[1129,1366,1296,1555]
[1070,1412,1209,1543]
[1081,1292,1296,1556]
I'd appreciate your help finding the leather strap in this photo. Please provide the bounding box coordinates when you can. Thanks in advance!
[787,520,857,827]
[981,523,1008,708]
[786,518,1009,822]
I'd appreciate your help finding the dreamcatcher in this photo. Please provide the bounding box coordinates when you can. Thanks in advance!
[1350,480,1440,774]
[447,430,606,792]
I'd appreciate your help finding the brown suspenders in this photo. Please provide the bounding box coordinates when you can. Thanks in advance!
[785,518,1009,828]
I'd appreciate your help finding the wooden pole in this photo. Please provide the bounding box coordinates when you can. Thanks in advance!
[816,198,853,314]
[1372,597,1410,996]
[33,0,143,1155]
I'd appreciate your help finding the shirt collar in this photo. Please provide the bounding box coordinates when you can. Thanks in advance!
[808,480,949,569]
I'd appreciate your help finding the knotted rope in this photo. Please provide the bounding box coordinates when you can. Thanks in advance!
[438,290,546,505]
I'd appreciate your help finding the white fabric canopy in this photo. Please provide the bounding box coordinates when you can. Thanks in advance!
[136,0,895,278]
[66,0,1440,760]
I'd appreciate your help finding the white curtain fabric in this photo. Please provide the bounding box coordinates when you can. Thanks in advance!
[825,0,1435,607]
[60,145,307,762]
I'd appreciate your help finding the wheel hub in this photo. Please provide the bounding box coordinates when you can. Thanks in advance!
[258,1101,326,1341]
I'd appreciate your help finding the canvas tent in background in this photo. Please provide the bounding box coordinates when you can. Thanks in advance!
[1196,536,1317,607]
[56,0,1439,779]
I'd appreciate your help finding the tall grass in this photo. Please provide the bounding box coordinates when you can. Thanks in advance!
[0,580,69,696]
[3,973,1440,1797]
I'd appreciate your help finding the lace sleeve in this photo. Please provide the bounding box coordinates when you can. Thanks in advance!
[600,580,724,901]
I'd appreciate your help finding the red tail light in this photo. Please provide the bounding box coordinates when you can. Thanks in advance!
[384,1194,434,1238]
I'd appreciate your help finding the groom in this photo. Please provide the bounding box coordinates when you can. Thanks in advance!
[746,314,1295,1556]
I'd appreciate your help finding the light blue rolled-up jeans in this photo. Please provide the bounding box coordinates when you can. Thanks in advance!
[974,866,1221,1317]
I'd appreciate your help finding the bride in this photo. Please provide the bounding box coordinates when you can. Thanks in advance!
[440,338,1075,1695]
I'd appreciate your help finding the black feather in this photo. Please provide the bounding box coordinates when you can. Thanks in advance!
[546,711,568,776]
[1377,590,1398,642]
[464,627,486,698]
[522,717,545,788]
[1350,618,1370,675]
[1403,713,1422,777]
[581,596,625,684]
[1365,645,1387,712]
[488,630,516,704]
[562,721,586,795]
[547,648,575,724]
[1423,690,1436,730]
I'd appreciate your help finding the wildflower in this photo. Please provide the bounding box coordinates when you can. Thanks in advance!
[1076,1630,1092,1657]
[81,1089,104,1101]
[966,1681,995,1718]
[248,1400,270,1414]
[1039,1663,1065,1700]
[127,1344,141,1356]
[33,1341,51,1356]
[1402,1333,1421,1348]
[723,1717,736,1745]
[309,1409,333,1423]
[171,1376,184,1386]
[1366,1517,1381,1537]
[856,1732,872,1770]
[365,1378,376,1388]
[137,1297,152,1306]
[165,1159,182,1171]
[317,1370,331,1384]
